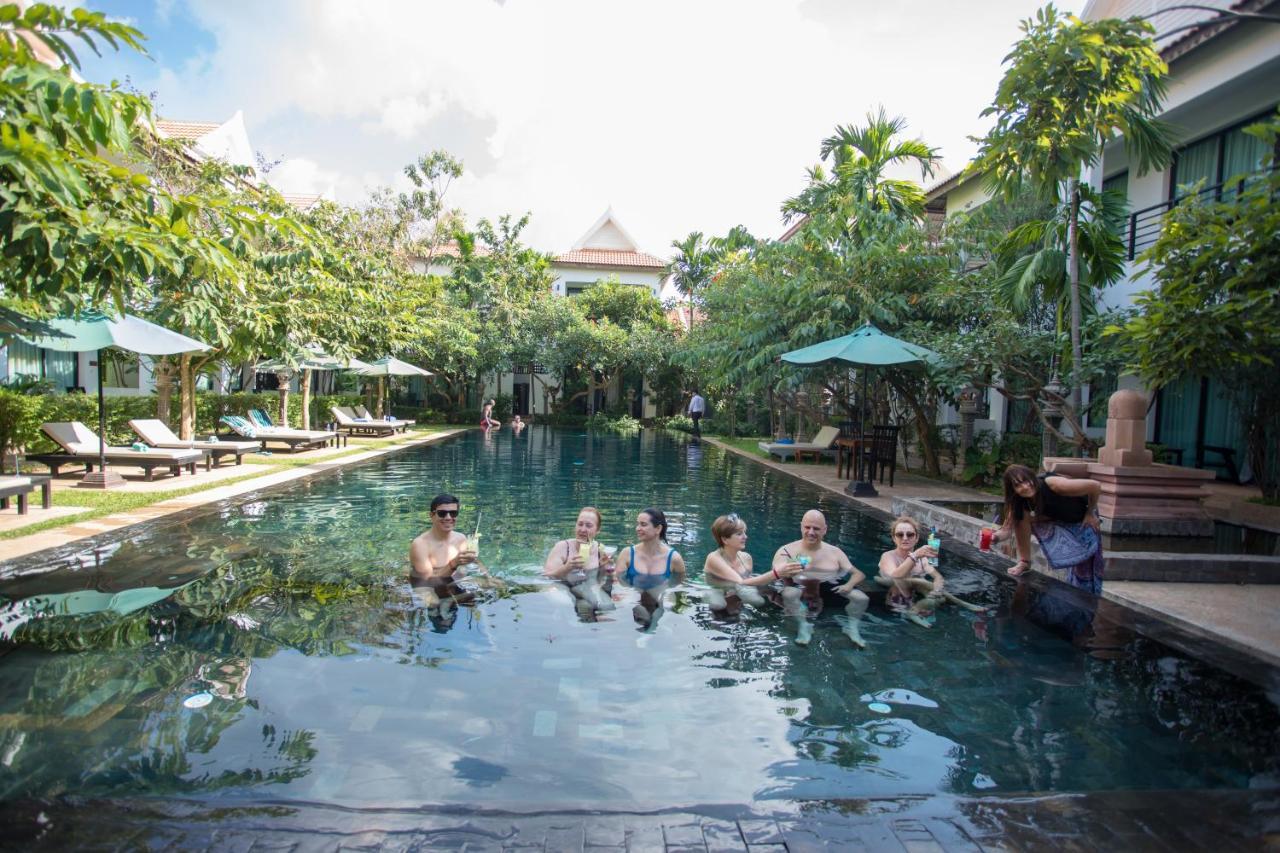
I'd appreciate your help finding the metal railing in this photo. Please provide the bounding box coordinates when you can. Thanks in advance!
[1126,168,1275,260]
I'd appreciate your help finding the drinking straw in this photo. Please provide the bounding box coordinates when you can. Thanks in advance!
[473,509,482,540]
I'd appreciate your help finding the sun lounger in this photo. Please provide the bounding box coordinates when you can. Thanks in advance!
[0,474,51,514]
[330,406,399,437]
[129,419,260,467]
[29,422,207,481]
[219,415,336,452]
[354,406,414,430]
[758,425,841,462]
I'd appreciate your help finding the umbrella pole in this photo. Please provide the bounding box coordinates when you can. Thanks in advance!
[848,367,878,498]
[80,348,124,489]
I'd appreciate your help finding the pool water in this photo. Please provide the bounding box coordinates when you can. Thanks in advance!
[0,427,1277,810]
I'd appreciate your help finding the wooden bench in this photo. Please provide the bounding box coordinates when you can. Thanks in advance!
[0,475,52,514]
[1201,444,1240,483]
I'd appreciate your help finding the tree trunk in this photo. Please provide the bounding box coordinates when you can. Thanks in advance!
[300,368,313,430]
[1067,179,1083,452]
[276,371,292,427]
[375,377,386,417]
[154,357,174,427]
[178,353,194,439]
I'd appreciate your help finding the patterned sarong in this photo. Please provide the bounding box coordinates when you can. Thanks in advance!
[1032,520,1104,595]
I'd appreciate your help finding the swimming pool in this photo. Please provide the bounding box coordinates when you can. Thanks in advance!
[0,427,1276,811]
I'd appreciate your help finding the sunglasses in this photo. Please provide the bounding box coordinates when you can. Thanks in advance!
[434,509,460,518]
[894,530,917,539]
[727,512,741,524]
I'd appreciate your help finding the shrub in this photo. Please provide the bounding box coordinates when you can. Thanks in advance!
[0,388,46,472]
[586,412,641,433]
[961,431,1045,487]
[657,414,695,434]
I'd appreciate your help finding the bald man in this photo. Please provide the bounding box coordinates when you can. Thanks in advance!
[772,509,868,648]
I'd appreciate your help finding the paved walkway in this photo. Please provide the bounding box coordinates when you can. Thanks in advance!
[0,430,468,567]
[3,789,1275,850]
[704,437,1280,688]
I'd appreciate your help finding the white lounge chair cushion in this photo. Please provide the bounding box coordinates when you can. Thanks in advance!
[130,419,258,452]
[42,422,201,461]
[0,476,32,487]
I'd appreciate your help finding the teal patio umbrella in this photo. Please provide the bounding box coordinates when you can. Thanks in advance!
[782,323,937,496]
[356,358,433,417]
[21,312,211,487]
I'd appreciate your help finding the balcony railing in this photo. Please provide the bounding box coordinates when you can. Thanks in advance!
[1126,168,1275,260]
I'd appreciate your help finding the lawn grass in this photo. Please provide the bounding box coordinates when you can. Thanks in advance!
[0,425,470,542]
[706,435,771,459]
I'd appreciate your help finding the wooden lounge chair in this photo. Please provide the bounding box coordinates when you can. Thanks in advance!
[129,419,260,467]
[354,406,414,431]
[0,474,52,514]
[331,406,399,437]
[758,426,841,462]
[219,415,336,453]
[29,422,206,481]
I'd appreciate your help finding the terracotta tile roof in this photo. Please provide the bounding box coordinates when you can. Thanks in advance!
[553,249,665,269]
[279,193,322,211]
[154,119,222,142]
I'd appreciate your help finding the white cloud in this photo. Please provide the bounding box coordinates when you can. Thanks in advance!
[114,0,1085,255]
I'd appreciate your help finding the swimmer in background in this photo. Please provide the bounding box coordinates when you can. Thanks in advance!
[544,506,615,621]
[613,507,686,631]
[703,513,801,616]
[771,509,868,648]
[511,414,525,433]
[876,515,985,628]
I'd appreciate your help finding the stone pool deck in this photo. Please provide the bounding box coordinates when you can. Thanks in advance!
[0,429,469,566]
[704,438,1280,686]
[3,788,1276,850]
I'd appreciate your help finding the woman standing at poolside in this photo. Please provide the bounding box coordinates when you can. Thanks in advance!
[994,464,1104,593]
[481,399,501,429]
[614,508,686,630]
[703,514,801,615]
[876,515,985,628]
[544,507,615,620]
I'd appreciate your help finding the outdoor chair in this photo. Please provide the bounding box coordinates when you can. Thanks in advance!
[129,419,260,467]
[330,406,399,437]
[30,422,206,481]
[861,424,901,487]
[0,474,52,515]
[758,425,841,463]
[354,406,415,430]
[219,415,336,453]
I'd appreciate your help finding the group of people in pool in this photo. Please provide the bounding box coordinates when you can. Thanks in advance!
[410,492,987,643]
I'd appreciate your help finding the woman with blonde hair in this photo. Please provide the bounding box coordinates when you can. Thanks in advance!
[876,515,984,628]
[544,506,614,620]
[702,513,801,615]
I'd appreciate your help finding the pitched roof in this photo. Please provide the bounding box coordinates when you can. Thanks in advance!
[553,248,666,269]
[279,193,323,212]
[154,119,222,142]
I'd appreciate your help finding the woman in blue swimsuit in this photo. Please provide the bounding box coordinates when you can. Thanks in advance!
[613,507,686,631]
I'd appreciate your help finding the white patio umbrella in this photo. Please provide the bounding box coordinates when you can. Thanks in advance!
[356,357,433,417]
[22,312,210,488]
[256,352,372,429]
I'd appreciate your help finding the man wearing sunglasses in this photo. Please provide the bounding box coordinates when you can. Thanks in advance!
[410,493,478,579]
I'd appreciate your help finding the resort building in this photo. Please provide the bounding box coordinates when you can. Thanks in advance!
[918,0,1277,480]
[472,209,669,419]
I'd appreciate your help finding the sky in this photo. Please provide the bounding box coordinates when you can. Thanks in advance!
[78,0,1087,257]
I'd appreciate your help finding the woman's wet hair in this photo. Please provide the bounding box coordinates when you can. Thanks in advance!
[579,506,603,528]
[711,514,746,547]
[890,515,920,540]
[640,507,669,542]
[1002,464,1040,523]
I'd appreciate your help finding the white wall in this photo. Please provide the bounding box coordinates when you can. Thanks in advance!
[551,266,664,297]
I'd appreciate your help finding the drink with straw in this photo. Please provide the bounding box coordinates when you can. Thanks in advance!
[578,541,591,564]
[466,511,482,562]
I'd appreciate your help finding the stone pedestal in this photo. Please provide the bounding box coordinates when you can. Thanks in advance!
[1042,389,1217,537]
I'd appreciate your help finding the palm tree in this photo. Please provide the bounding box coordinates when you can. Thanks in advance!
[666,232,712,331]
[784,107,940,229]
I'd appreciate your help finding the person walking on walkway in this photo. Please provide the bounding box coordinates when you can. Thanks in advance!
[687,389,705,437]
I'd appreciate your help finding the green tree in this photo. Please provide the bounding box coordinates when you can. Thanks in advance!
[784,107,940,230]
[975,4,1171,421]
[1114,114,1280,497]
[665,231,711,331]
[0,4,247,327]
